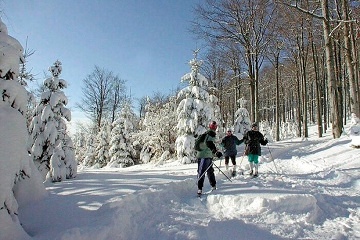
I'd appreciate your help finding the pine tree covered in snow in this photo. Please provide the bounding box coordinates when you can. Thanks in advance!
[233,97,251,139]
[28,60,77,182]
[349,113,360,147]
[93,121,111,168]
[82,134,97,167]
[0,18,46,239]
[108,102,136,168]
[73,124,87,163]
[175,50,221,164]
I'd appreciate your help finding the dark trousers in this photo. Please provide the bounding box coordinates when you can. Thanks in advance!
[197,158,216,190]
[225,155,236,165]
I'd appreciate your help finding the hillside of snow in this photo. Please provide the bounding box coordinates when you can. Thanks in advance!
[17,129,360,240]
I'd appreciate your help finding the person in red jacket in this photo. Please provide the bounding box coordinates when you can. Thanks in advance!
[242,122,268,177]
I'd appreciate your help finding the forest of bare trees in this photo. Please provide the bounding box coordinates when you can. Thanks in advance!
[192,0,360,139]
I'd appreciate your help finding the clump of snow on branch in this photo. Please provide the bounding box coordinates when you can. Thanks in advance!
[0,18,24,80]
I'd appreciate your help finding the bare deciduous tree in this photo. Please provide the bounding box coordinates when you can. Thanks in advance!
[77,66,125,130]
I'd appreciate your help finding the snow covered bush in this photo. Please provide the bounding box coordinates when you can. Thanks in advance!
[137,96,177,163]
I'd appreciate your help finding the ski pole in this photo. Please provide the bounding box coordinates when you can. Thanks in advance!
[266,144,280,174]
[219,155,222,170]
[212,162,232,182]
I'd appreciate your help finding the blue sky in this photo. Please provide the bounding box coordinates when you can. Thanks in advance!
[1,0,202,117]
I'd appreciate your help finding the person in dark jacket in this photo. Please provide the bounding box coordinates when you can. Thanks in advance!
[242,122,268,176]
[221,128,243,175]
[196,121,222,196]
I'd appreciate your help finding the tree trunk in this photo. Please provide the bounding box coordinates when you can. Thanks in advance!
[321,0,343,138]
[311,38,323,137]
[275,53,280,141]
[341,0,360,117]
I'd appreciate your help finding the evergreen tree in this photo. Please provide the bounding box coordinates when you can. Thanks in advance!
[28,60,76,181]
[350,113,360,147]
[0,18,46,236]
[108,102,136,168]
[175,50,221,164]
[73,124,87,164]
[82,135,96,167]
[93,121,111,168]
[233,97,251,139]
[138,98,162,163]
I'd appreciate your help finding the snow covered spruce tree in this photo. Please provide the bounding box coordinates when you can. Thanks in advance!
[72,123,88,164]
[0,18,46,239]
[349,113,360,148]
[108,102,137,167]
[175,50,221,164]
[82,134,97,167]
[28,60,77,182]
[233,97,251,139]
[93,121,111,168]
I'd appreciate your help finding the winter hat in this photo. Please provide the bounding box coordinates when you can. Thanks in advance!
[251,122,258,128]
[227,128,232,132]
[209,121,218,130]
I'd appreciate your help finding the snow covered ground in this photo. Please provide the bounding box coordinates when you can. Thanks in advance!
[18,129,360,240]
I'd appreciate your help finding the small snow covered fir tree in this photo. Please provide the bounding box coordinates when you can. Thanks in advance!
[108,102,136,168]
[82,135,96,167]
[175,50,221,164]
[93,121,111,168]
[28,60,77,182]
[349,113,360,147]
[0,18,46,239]
[233,97,251,139]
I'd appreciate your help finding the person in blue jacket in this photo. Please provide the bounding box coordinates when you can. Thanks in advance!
[221,128,243,175]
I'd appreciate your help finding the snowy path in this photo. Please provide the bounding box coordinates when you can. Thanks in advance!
[19,136,360,240]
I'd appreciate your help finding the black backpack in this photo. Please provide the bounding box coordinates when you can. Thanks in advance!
[194,132,208,151]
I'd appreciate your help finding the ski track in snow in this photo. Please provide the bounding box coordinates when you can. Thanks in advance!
[20,135,360,240]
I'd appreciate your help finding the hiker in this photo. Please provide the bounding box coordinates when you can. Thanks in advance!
[196,121,223,196]
[220,128,243,176]
[242,122,268,177]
